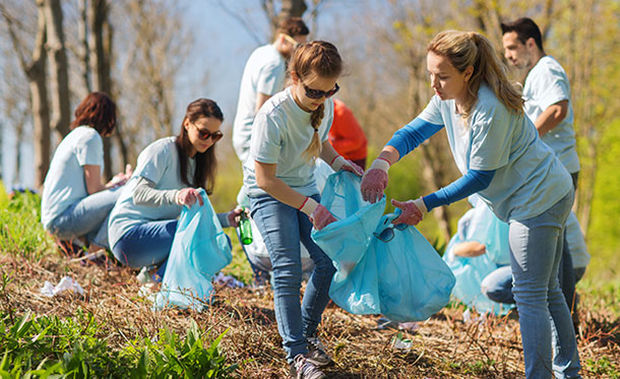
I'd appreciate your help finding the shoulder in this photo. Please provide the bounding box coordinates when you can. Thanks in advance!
[141,137,177,158]
[258,89,290,119]
[531,56,568,79]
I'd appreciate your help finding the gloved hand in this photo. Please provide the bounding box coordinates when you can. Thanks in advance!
[299,197,337,230]
[226,207,245,228]
[176,187,204,207]
[391,197,426,225]
[330,156,364,176]
[361,158,390,203]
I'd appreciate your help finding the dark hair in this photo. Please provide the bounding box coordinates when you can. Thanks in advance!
[70,92,117,135]
[175,98,223,194]
[277,17,309,37]
[500,17,544,52]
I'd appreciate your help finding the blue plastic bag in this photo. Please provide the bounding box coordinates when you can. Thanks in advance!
[154,189,232,311]
[312,171,455,321]
[443,205,514,315]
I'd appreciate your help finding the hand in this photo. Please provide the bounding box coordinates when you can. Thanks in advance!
[331,156,364,176]
[176,188,204,207]
[107,164,133,188]
[361,158,390,203]
[391,198,425,225]
[310,204,337,230]
[226,207,245,228]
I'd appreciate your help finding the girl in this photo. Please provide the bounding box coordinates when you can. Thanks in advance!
[41,92,130,251]
[361,31,580,378]
[108,98,241,274]
[243,41,363,378]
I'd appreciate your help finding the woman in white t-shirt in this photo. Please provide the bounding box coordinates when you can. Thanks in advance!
[361,31,580,378]
[108,99,240,275]
[41,92,131,251]
[243,41,363,377]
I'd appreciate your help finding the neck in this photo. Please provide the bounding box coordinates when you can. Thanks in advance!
[527,49,546,73]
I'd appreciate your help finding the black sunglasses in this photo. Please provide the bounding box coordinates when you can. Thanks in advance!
[191,123,223,142]
[374,223,408,243]
[302,82,340,100]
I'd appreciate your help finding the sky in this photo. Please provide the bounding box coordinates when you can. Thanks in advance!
[1,0,362,189]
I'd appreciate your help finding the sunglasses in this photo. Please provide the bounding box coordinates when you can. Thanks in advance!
[373,223,408,243]
[302,82,340,100]
[191,123,223,142]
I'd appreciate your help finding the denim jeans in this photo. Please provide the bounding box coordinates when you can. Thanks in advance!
[250,194,336,362]
[48,187,121,249]
[112,220,177,269]
[508,190,580,378]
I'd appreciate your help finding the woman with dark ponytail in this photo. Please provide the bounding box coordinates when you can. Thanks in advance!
[108,98,242,274]
[361,30,580,378]
[242,41,363,377]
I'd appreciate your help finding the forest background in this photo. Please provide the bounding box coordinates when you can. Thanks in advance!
[0,0,618,287]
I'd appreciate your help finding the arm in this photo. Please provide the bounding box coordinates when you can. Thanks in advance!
[421,169,495,211]
[386,118,444,160]
[83,165,108,194]
[452,241,487,257]
[254,161,307,209]
[133,177,178,207]
[320,140,364,175]
[255,92,272,114]
[535,100,568,136]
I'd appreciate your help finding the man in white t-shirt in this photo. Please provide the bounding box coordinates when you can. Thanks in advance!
[232,17,309,165]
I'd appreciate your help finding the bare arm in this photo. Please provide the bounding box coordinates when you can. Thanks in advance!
[319,140,340,166]
[83,165,107,195]
[535,100,568,137]
[254,161,307,209]
[376,145,400,165]
[452,241,487,257]
[255,92,272,114]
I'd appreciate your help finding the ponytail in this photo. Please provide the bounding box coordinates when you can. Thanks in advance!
[303,103,324,161]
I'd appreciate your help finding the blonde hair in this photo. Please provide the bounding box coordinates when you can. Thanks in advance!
[427,30,524,120]
[289,41,343,161]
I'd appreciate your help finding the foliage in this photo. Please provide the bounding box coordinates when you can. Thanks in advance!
[0,310,237,378]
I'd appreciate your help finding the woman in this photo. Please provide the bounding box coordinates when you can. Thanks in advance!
[243,41,363,378]
[41,92,130,251]
[361,31,580,378]
[108,98,241,273]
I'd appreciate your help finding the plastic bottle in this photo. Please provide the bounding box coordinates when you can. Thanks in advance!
[238,207,253,245]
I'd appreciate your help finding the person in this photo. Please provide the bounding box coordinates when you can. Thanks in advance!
[232,17,310,165]
[243,41,363,378]
[107,98,241,276]
[329,99,368,169]
[501,16,582,323]
[361,30,580,378]
[41,92,131,252]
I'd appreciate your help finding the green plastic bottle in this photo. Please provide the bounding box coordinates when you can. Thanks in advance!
[238,208,253,245]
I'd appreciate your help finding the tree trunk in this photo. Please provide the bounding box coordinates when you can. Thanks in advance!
[78,0,91,92]
[44,0,71,142]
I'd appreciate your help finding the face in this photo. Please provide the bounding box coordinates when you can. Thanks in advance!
[426,51,472,102]
[291,72,339,112]
[184,116,223,156]
[502,31,534,70]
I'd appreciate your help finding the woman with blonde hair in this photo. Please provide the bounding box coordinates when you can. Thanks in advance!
[243,41,363,378]
[361,30,580,378]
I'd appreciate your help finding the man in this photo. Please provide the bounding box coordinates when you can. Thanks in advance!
[232,17,309,165]
[501,17,582,326]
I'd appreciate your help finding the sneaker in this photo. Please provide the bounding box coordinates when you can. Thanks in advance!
[306,335,333,367]
[290,354,326,379]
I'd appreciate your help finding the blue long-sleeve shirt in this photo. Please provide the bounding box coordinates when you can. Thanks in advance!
[386,118,496,211]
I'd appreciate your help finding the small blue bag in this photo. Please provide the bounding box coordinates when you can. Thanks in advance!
[154,189,232,311]
[312,171,455,321]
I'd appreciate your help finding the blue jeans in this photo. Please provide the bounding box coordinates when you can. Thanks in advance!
[48,187,121,249]
[250,194,336,362]
[508,191,580,378]
[112,220,177,269]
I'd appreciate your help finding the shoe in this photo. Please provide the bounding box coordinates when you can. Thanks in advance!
[289,354,326,379]
[306,334,333,367]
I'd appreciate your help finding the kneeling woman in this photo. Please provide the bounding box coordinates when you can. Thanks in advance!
[41,92,130,250]
[108,98,240,272]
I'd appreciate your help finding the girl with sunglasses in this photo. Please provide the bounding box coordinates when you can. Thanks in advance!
[361,31,579,378]
[108,98,242,274]
[242,41,363,378]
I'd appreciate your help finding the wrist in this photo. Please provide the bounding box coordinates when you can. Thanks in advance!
[299,197,319,216]
[330,155,346,171]
[174,190,183,205]
[369,157,390,173]
[413,197,427,213]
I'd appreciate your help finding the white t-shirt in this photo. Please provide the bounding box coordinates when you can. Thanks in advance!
[418,85,572,222]
[41,126,103,229]
[524,56,580,173]
[233,44,287,163]
[243,87,334,197]
[108,137,194,248]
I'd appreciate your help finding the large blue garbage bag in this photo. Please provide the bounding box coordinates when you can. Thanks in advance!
[312,171,455,321]
[154,189,232,311]
[442,204,514,315]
